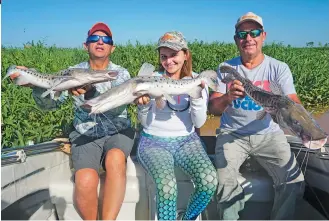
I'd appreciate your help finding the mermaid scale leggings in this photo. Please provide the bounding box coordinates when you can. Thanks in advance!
[137,131,218,220]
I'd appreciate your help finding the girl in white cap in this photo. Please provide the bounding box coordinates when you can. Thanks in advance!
[135,31,218,220]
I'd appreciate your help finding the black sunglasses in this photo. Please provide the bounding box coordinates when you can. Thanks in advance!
[86,35,113,45]
[235,29,263,39]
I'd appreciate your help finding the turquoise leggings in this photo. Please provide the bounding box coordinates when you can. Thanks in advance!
[137,131,218,220]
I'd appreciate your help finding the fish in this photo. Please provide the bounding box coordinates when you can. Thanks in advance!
[82,62,220,115]
[4,65,119,98]
[219,65,328,150]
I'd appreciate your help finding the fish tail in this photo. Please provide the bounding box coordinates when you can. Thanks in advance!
[2,65,18,81]
[2,73,11,81]
[198,70,220,92]
[219,65,239,83]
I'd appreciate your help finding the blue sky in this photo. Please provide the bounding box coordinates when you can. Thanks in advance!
[2,0,329,48]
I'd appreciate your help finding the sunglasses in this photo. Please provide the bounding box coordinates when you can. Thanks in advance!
[235,29,263,39]
[86,35,113,45]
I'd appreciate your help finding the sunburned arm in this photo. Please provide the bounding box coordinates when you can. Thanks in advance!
[288,94,302,104]
[207,92,232,116]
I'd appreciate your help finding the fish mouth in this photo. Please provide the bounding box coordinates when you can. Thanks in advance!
[107,71,118,79]
[301,133,328,149]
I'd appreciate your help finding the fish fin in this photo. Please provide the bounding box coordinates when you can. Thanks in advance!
[41,89,55,98]
[28,68,38,72]
[155,96,166,109]
[137,63,155,77]
[41,79,65,98]
[256,110,267,120]
[269,80,284,95]
[163,93,176,105]
[187,86,203,99]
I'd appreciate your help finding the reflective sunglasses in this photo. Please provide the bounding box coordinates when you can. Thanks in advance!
[86,35,113,45]
[235,29,263,39]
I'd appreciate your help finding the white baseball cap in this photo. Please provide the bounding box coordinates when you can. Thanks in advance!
[235,12,264,29]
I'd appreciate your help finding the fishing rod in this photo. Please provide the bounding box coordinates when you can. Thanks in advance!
[2,139,66,153]
[1,139,70,166]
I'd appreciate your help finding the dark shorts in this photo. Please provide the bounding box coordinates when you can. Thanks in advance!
[70,127,135,173]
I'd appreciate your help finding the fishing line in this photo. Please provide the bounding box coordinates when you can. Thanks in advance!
[302,138,329,218]
[89,111,120,138]
[99,112,120,134]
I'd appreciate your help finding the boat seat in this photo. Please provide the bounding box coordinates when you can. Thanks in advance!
[48,156,149,220]
[48,151,275,220]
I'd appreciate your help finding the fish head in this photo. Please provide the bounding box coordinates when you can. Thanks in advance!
[278,103,328,149]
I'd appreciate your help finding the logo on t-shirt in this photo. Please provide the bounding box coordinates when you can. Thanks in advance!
[229,80,271,111]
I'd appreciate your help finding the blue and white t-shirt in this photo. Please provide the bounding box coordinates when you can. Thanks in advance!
[216,54,297,135]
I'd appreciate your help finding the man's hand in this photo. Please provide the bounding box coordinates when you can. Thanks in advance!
[227,80,245,102]
[70,85,94,96]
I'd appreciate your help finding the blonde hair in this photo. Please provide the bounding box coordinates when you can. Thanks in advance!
[158,49,193,79]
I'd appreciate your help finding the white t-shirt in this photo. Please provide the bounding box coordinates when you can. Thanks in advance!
[137,71,209,137]
[216,54,297,135]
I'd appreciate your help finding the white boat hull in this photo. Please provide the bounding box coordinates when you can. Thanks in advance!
[1,135,328,220]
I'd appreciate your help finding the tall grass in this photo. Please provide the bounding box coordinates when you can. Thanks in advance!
[1,41,329,148]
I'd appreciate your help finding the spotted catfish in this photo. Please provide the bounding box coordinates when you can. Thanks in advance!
[82,62,220,115]
[4,65,118,98]
[219,65,328,149]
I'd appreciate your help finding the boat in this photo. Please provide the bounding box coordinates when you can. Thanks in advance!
[1,130,329,220]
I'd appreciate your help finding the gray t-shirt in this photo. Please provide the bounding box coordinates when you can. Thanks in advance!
[216,54,297,135]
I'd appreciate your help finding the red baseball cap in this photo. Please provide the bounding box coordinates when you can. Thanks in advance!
[87,22,112,37]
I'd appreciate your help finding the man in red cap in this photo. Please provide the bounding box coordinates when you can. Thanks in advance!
[68,21,135,221]
[9,22,135,220]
